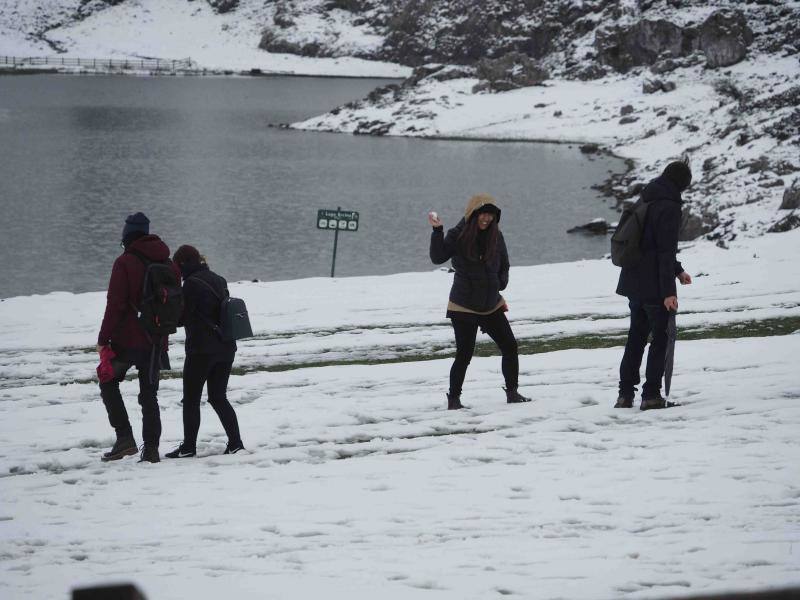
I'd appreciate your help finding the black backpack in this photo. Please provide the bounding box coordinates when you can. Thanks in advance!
[129,251,184,338]
[610,199,650,268]
[189,276,253,342]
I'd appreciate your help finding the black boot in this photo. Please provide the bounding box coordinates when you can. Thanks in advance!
[505,387,531,404]
[447,393,465,410]
[138,445,160,463]
[614,394,633,408]
[640,395,679,411]
[101,434,137,462]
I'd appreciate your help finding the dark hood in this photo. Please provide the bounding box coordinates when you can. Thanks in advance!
[126,234,171,262]
[642,175,683,205]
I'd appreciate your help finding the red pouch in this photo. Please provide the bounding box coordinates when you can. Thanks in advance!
[96,346,117,384]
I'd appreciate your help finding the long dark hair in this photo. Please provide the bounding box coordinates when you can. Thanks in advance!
[458,214,499,262]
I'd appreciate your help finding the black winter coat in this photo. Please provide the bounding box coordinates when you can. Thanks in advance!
[181,264,237,357]
[616,175,685,301]
[430,219,510,312]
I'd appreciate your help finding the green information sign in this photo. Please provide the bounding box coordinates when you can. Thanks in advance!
[317,209,359,232]
[317,207,360,277]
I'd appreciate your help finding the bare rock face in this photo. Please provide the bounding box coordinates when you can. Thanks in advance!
[680,209,718,241]
[475,52,549,92]
[781,179,800,210]
[768,212,800,233]
[695,9,753,68]
[594,19,683,73]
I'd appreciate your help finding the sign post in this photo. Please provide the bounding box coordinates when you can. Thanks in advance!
[316,207,359,277]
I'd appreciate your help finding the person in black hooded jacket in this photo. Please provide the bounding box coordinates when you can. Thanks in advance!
[429,194,532,410]
[165,245,244,457]
[615,161,693,410]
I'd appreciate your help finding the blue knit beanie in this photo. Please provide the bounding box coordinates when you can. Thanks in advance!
[122,212,150,242]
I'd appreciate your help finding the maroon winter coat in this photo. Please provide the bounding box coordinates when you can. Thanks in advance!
[97,235,180,350]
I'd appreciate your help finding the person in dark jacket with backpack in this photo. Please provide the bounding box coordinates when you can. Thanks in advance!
[97,212,181,463]
[429,194,531,410]
[165,245,244,458]
[615,161,693,410]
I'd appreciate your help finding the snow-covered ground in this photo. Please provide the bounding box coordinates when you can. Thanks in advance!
[1,229,799,599]
[0,0,409,77]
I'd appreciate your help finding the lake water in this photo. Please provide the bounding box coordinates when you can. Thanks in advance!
[0,75,624,299]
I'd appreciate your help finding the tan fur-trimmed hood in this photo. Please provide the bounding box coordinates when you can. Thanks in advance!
[464,194,501,223]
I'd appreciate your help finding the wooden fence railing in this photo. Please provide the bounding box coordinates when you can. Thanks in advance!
[0,56,195,71]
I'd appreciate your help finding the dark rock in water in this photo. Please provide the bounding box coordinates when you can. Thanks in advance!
[594,19,683,73]
[579,143,600,154]
[768,212,800,233]
[475,52,549,92]
[696,9,753,68]
[567,219,612,234]
[780,179,800,209]
[620,105,634,116]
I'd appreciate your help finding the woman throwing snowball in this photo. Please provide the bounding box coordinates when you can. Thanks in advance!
[429,194,531,410]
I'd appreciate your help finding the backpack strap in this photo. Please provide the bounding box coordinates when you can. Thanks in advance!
[186,275,224,337]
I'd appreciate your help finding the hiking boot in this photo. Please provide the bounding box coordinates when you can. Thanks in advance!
[447,393,465,410]
[505,387,532,404]
[138,445,160,463]
[224,441,245,455]
[614,395,634,408]
[640,395,679,411]
[165,443,196,459]
[101,435,137,462]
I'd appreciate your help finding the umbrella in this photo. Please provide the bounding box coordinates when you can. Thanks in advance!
[664,309,677,398]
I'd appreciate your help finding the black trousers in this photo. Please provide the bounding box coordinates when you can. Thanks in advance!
[99,349,161,446]
[181,353,241,448]
[619,298,669,399]
[449,309,519,396]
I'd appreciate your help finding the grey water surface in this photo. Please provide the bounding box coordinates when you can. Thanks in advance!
[0,74,624,298]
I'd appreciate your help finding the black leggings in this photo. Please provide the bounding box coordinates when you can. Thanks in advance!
[181,353,242,448]
[449,309,519,396]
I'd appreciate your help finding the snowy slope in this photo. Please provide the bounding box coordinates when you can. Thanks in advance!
[0,0,409,77]
[1,231,799,599]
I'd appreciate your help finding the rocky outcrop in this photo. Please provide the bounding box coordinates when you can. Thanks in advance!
[594,9,753,74]
[473,52,548,93]
[594,19,684,73]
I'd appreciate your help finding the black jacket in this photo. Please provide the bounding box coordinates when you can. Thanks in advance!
[430,219,510,312]
[181,264,237,356]
[616,175,685,301]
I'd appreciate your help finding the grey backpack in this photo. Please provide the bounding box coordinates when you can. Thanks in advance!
[610,199,649,267]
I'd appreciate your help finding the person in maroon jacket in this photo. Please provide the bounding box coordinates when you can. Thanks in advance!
[97,212,179,463]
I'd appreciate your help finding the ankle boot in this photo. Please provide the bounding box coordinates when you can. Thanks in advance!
[101,434,137,462]
[447,393,465,410]
[505,387,532,404]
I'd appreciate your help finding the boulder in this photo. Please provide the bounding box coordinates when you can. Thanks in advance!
[620,104,634,116]
[696,9,753,68]
[780,178,800,209]
[594,19,684,73]
[643,78,676,94]
[567,219,612,234]
[207,0,239,13]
